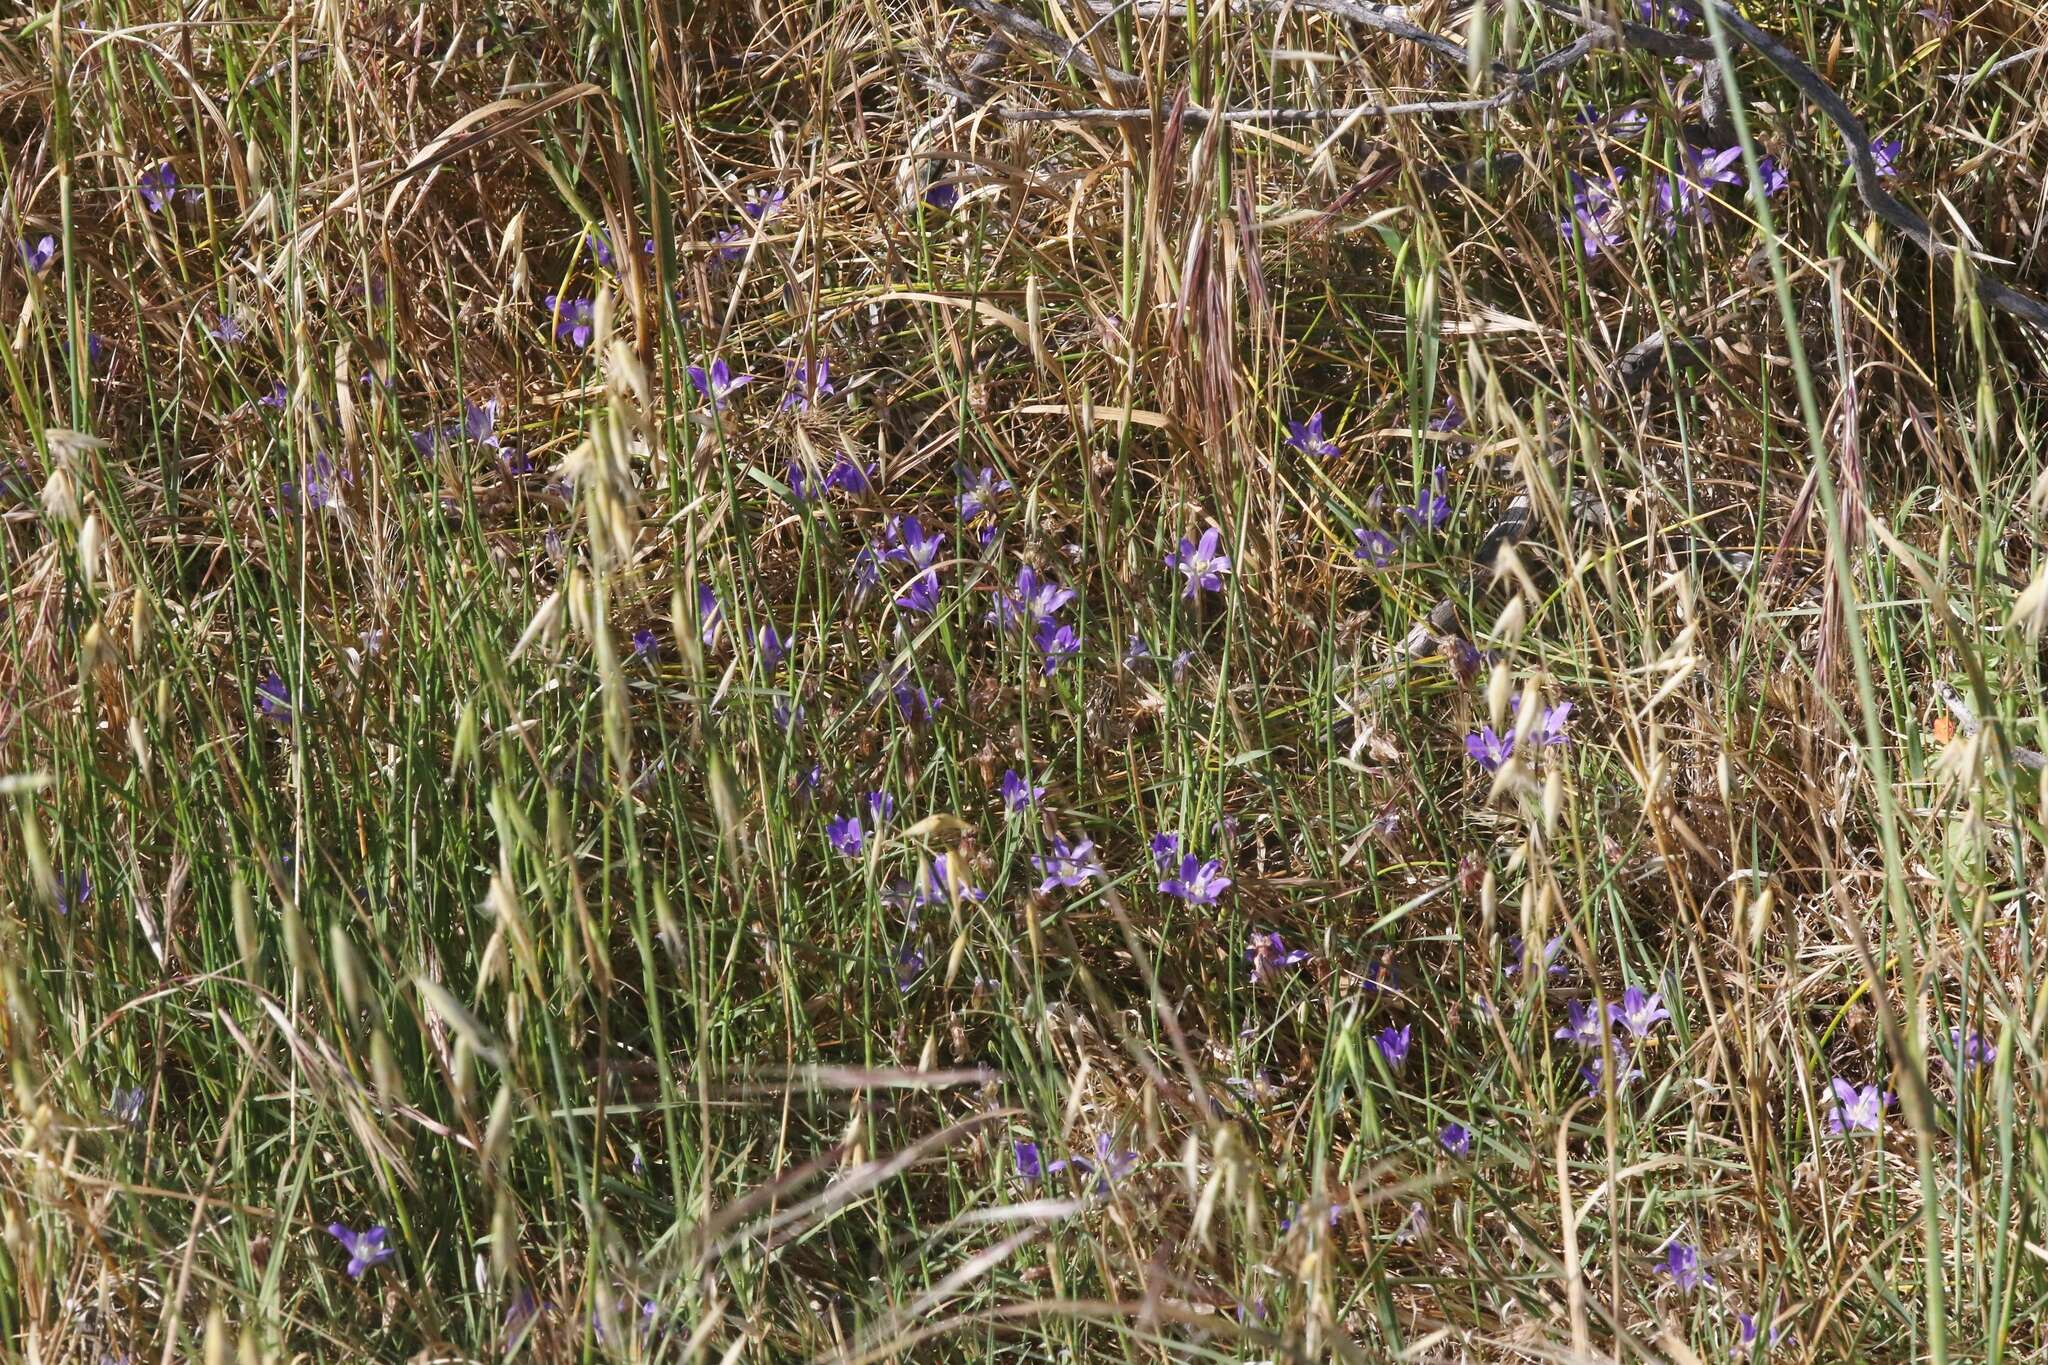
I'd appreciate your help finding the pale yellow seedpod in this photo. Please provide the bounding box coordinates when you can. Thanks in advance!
[371,1029,403,1107]
[127,715,150,779]
[281,900,313,977]
[233,875,261,972]
[78,513,101,588]
[1026,275,1051,373]
[1543,768,1564,835]
[1489,594,1526,647]
[129,589,151,658]
[203,1306,230,1365]
[509,590,564,662]
[490,1189,516,1282]
[1748,885,1774,954]
[330,924,366,1018]
[483,1082,516,1170]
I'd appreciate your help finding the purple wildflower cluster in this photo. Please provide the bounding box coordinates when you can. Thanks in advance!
[1014,1133,1138,1194]
[1466,697,1574,773]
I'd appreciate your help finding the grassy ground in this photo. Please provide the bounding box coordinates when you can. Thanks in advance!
[4,0,2048,1358]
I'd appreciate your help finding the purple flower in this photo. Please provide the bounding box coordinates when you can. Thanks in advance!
[1561,170,1627,257]
[825,453,875,494]
[1166,526,1231,598]
[55,869,91,915]
[1657,146,1746,230]
[542,294,595,348]
[1031,835,1102,893]
[1610,986,1670,1040]
[1555,999,1604,1048]
[255,671,293,722]
[292,453,350,514]
[991,564,1076,632]
[1581,1050,1643,1094]
[915,853,983,906]
[1755,155,1791,198]
[1033,619,1081,674]
[1537,700,1574,747]
[327,1223,395,1279]
[1355,527,1398,568]
[1657,1241,1713,1293]
[743,185,788,221]
[757,622,790,672]
[866,790,895,824]
[1284,410,1341,460]
[1734,1307,1788,1355]
[1466,725,1514,772]
[20,235,55,273]
[785,460,816,504]
[1507,933,1567,979]
[886,515,946,573]
[462,400,502,449]
[1013,1140,1043,1181]
[1375,1024,1413,1071]
[826,814,865,858]
[258,380,288,409]
[688,358,753,411]
[108,1085,144,1125]
[1428,396,1463,433]
[956,465,1012,530]
[1159,853,1231,905]
[894,942,926,992]
[1871,138,1903,179]
[1246,931,1311,982]
[1439,1122,1472,1158]
[1825,1076,1891,1134]
[1951,1026,1995,1074]
[1403,466,1452,531]
[207,314,247,345]
[781,357,834,412]
[1049,1134,1138,1193]
[894,572,942,615]
[1148,832,1180,869]
[711,223,748,261]
[695,583,722,647]
[892,681,940,724]
[924,180,959,210]
[1001,768,1044,815]
[630,626,660,659]
[138,161,179,213]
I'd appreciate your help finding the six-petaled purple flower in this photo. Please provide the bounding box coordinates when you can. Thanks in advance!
[138,162,179,213]
[689,358,753,411]
[1159,852,1231,905]
[1284,410,1341,460]
[327,1222,395,1279]
[1610,986,1670,1041]
[1031,835,1102,894]
[1657,1240,1712,1293]
[1246,931,1311,982]
[1166,526,1232,599]
[1825,1076,1891,1134]
[543,294,595,348]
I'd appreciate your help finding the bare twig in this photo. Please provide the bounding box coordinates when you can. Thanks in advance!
[961,0,1143,93]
